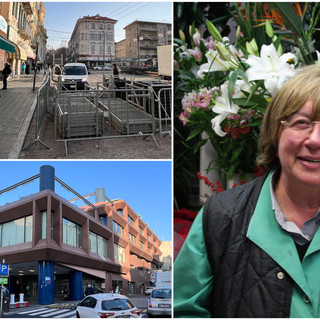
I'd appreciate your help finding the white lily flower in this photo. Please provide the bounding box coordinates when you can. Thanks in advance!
[316,50,320,66]
[211,83,240,137]
[246,43,297,96]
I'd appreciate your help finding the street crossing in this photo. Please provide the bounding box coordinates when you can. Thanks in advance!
[15,306,76,318]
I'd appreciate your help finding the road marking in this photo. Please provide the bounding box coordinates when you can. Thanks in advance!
[28,308,58,316]
[40,309,73,317]
[55,310,76,318]
[18,307,49,314]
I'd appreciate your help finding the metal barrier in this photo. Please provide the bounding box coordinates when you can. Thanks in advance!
[157,87,172,143]
[54,87,159,155]
[22,74,51,151]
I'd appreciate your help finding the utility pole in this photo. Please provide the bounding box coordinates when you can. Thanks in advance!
[33,42,39,91]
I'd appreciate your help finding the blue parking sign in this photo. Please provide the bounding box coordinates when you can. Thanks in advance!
[0,264,9,276]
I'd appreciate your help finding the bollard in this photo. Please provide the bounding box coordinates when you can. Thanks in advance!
[10,294,14,304]
[19,293,24,303]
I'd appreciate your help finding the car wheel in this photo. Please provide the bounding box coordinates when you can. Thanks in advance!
[76,311,80,318]
[147,313,152,318]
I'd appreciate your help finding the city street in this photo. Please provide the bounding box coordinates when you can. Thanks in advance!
[4,294,150,318]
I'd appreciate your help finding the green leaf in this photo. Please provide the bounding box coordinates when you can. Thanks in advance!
[186,127,203,141]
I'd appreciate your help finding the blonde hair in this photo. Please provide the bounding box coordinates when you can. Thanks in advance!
[258,65,320,169]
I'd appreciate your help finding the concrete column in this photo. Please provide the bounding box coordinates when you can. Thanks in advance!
[95,188,105,203]
[38,261,55,304]
[69,271,83,300]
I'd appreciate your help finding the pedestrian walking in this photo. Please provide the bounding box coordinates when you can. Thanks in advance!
[112,64,119,79]
[21,61,26,74]
[85,284,94,296]
[1,63,11,90]
[25,62,30,75]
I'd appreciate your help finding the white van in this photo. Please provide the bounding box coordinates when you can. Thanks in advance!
[52,62,90,90]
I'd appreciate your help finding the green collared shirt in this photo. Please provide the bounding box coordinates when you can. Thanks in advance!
[174,173,320,317]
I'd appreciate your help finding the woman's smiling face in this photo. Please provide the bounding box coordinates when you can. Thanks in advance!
[277,100,320,187]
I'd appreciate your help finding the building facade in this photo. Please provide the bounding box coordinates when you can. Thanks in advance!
[69,14,117,69]
[0,166,162,304]
[0,2,47,76]
[115,20,171,67]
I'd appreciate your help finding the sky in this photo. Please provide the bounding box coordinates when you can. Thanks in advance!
[0,160,172,241]
[44,1,172,49]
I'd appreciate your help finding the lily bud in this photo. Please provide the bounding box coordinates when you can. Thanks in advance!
[265,19,274,38]
[216,43,231,61]
[179,30,186,42]
[193,32,201,48]
[206,20,223,43]
[174,59,179,71]
[236,25,241,39]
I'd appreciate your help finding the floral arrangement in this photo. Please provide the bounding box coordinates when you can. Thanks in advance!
[174,2,320,181]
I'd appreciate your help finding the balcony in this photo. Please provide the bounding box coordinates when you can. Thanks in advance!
[22,2,33,15]
[18,21,32,41]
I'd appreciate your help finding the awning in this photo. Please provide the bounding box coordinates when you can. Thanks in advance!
[18,41,35,59]
[0,35,15,53]
[17,44,27,60]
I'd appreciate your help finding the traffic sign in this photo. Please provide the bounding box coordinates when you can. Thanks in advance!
[0,278,8,285]
[0,265,9,276]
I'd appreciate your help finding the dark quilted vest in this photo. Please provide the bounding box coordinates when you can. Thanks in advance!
[203,176,293,317]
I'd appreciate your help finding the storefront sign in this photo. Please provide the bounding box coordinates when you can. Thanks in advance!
[0,16,7,34]
[45,276,51,285]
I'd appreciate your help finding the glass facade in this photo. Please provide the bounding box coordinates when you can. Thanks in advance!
[89,231,108,257]
[0,215,32,247]
[62,218,82,248]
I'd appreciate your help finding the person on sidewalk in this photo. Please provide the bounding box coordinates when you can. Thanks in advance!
[2,63,11,90]
[25,62,30,75]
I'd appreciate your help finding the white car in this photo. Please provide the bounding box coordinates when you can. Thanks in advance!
[145,286,153,295]
[93,66,102,70]
[147,287,172,318]
[52,63,90,90]
[76,293,141,318]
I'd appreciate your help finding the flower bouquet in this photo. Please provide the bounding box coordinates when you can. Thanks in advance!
[174,2,320,182]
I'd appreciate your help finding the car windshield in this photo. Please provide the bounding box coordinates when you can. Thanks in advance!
[63,66,86,75]
[151,289,171,299]
[101,299,134,311]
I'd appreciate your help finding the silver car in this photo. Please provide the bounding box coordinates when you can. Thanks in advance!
[147,287,172,318]
[76,293,141,318]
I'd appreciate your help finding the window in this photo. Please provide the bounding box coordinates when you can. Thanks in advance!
[139,227,144,235]
[107,24,111,30]
[90,34,96,41]
[113,221,124,236]
[91,44,95,54]
[92,22,95,29]
[99,45,103,55]
[114,243,125,263]
[128,216,135,226]
[147,234,151,241]
[62,218,81,248]
[140,241,144,250]
[0,215,32,247]
[117,209,123,217]
[90,231,108,256]
[106,34,112,41]
[99,23,103,30]
[41,211,53,239]
[148,247,151,254]
[129,233,136,244]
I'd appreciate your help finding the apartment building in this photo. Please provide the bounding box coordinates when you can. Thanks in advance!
[0,2,47,76]
[69,14,117,69]
[115,20,171,67]
[0,166,162,304]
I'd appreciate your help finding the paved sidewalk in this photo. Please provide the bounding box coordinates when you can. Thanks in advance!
[0,73,46,159]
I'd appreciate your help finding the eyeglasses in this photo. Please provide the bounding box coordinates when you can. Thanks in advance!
[281,118,320,132]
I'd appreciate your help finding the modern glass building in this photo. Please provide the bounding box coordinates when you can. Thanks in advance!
[0,166,162,304]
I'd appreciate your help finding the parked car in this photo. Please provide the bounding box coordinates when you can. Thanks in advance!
[76,293,141,318]
[147,287,171,318]
[93,66,102,70]
[145,286,153,295]
[52,63,90,90]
